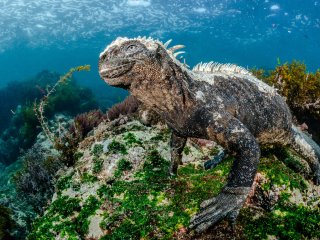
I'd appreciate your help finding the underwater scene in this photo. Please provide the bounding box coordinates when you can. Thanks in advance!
[0,0,320,239]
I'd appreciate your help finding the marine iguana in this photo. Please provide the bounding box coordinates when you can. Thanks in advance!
[98,37,320,233]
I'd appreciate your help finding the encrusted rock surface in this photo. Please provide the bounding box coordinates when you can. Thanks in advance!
[29,119,320,240]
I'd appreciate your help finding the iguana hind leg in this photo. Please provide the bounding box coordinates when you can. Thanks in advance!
[291,126,320,185]
[190,112,260,233]
[170,132,187,175]
[170,133,226,174]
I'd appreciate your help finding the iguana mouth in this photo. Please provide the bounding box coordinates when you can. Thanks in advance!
[99,61,134,79]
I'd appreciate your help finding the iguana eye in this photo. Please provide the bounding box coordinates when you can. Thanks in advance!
[126,44,138,52]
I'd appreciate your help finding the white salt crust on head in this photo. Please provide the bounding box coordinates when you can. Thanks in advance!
[100,36,277,95]
[100,36,162,58]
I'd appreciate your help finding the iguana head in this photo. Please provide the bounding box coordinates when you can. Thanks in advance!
[98,37,186,89]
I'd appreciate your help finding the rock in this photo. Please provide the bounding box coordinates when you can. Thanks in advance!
[29,119,320,240]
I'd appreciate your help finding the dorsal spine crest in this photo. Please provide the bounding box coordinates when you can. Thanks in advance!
[193,61,252,75]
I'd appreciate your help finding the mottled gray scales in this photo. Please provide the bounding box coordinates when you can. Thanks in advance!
[98,36,320,233]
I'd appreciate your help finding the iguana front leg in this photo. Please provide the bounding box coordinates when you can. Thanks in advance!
[170,132,187,175]
[190,113,260,233]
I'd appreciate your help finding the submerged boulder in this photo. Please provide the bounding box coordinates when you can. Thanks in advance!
[29,120,320,240]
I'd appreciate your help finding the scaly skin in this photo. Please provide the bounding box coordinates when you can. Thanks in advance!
[98,37,320,233]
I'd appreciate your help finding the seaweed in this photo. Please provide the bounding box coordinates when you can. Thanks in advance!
[13,147,62,214]
[252,61,320,143]
[70,110,106,140]
[106,95,140,121]
[0,68,99,166]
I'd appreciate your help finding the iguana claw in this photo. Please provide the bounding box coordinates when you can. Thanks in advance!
[189,187,250,233]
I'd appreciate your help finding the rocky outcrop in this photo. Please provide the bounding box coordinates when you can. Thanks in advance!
[29,119,320,240]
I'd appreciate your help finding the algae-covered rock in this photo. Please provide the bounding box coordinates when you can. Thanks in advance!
[29,120,320,240]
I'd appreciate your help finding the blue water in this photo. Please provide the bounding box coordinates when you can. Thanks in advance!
[0,0,319,93]
[0,1,319,238]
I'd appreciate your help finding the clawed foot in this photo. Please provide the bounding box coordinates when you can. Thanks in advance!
[189,187,250,233]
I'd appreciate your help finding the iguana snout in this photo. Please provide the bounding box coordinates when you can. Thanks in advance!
[99,58,134,79]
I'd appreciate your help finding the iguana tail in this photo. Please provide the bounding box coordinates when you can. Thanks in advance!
[291,126,320,185]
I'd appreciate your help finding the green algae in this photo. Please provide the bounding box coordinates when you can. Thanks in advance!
[91,144,104,157]
[260,148,308,191]
[183,146,191,155]
[241,195,320,240]
[74,152,84,162]
[123,132,143,146]
[92,157,104,174]
[56,174,74,194]
[81,173,98,184]
[98,151,232,239]
[74,196,101,237]
[28,195,101,239]
[108,140,127,155]
[28,196,81,239]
